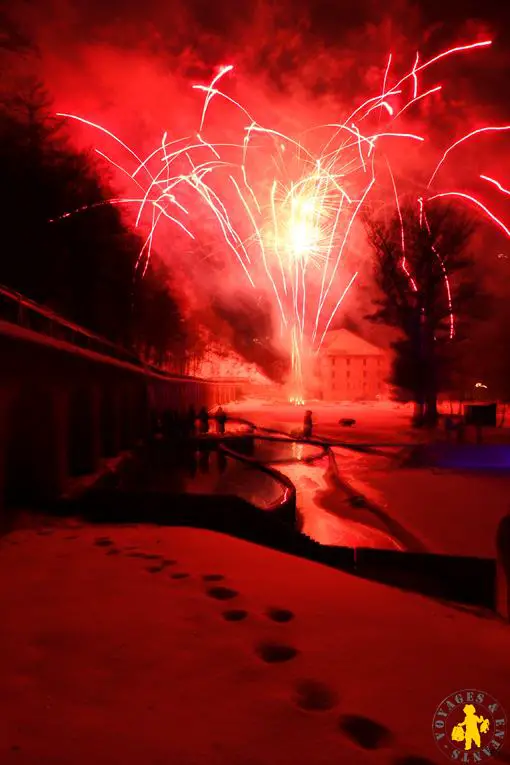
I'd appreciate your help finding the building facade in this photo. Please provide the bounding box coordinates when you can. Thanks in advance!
[318,329,388,401]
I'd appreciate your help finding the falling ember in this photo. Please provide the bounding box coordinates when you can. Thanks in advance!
[56,38,510,394]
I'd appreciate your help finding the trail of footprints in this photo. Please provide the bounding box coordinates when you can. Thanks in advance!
[92,534,437,764]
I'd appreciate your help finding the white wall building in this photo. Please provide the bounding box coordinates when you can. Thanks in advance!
[318,329,389,400]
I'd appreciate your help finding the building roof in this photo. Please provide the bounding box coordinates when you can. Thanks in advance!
[321,328,384,357]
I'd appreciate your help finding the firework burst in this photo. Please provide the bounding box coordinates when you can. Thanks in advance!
[57,38,510,400]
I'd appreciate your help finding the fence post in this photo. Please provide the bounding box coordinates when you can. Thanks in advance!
[496,513,510,621]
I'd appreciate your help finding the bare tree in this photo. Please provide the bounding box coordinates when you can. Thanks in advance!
[366,203,486,426]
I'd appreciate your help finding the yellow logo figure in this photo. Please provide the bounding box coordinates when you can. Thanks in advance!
[433,690,507,762]
[451,705,490,751]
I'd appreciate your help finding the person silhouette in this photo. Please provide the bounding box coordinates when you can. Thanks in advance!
[303,410,313,439]
[453,704,490,751]
[216,406,227,435]
[197,406,209,435]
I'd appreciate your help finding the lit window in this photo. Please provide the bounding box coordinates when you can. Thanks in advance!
[346,358,350,366]
[347,371,350,379]
[363,359,367,367]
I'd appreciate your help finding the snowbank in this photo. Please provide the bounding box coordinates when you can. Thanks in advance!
[0,523,508,765]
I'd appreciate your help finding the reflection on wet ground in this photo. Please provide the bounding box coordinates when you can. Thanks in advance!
[245,439,324,464]
[116,443,285,511]
[274,455,401,550]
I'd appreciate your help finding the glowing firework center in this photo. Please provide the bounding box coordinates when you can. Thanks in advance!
[263,174,336,401]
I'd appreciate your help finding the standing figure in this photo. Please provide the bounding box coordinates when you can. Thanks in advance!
[216,406,227,435]
[303,410,313,439]
[197,406,210,435]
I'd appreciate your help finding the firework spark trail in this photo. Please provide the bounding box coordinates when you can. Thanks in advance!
[434,246,455,340]
[49,197,150,222]
[427,192,510,239]
[481,174,510,196]
[316,192,346,329]
[318,271,359,349]
[56,113,153,182]
[312,177,375,344]
[387,159,418,293]
[381,53,392,100]
[394,85,442,119]
[134,141,220,227]
[411,52,420,99]
[418,198,455,339]
[58,37,510,398]
[199,64,234,131]
[391,39,492,94]
[428,125,510,188]
[270,179,287,295]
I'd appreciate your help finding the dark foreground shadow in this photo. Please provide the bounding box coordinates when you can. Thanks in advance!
[11,433,497,615]
[53,485,496,613]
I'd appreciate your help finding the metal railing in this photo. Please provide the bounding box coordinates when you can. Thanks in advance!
[0,284,245,390]
[0,282,147,367]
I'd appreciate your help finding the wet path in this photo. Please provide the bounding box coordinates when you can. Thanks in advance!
[114,418,406,551]
[275,456,402,550]
[223,424,404,551]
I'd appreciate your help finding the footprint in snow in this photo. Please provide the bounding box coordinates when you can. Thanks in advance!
[255,641,298,663]
[266,607,294,623]
[338,714,393,750]
[293,679,338,711]
[206,586,238,600]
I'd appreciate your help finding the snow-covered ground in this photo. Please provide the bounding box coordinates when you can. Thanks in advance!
[228,398,419,443]
[227,399,510,558]
[1,523,509,765]
[340,450,510,558]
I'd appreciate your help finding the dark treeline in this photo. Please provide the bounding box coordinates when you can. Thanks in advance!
[0,77,190,371]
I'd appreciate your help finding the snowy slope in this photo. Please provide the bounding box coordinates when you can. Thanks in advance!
[1,523,508,765]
